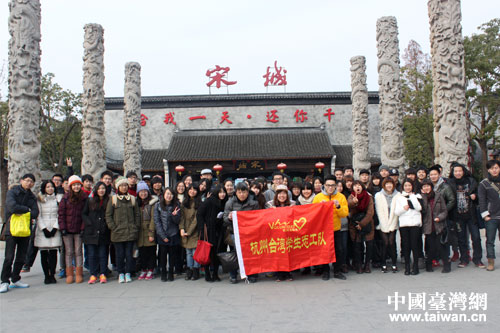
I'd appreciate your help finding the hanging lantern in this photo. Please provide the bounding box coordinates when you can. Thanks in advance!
[315,161,325,173]
[175,165,185,176]
[277,163,287,173]
[213,164,223,177]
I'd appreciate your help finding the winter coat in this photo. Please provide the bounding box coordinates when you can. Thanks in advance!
[312,187,349,232]
[347,195,375,241]
[58,192,86,234]
[180,201,199,249]
[154,201,181,246]
[421,192,448,235]
[447,176,478,222]
[3,185,39,237]
[374,191,400,233]
[34,193,63,249]
[197,195,224,248]
[82,197,111,245]
[137,197,158,248]
[105,195,140,243]
[433,179,456,213]
[478,177,500,220]
[223,196,259,234]
[394,192,423,228]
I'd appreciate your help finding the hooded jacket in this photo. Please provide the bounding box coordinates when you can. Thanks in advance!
[312,186,348,232]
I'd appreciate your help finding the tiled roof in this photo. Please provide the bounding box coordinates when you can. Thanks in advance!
[163,128,335,162]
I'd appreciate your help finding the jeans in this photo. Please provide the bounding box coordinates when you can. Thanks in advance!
[400,226,420,270]
[1,236,30,283]
[63,234,83,268]
[114,241,135,274]
[186,248,200,268]
[139,246,156,270]
[485,219,500,259]
[87,244,109,276]
[457,217,482,263]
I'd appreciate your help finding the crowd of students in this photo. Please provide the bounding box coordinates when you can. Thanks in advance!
[1,158,500,293]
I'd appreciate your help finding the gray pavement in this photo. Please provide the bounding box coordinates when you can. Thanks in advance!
[1,237,499,332]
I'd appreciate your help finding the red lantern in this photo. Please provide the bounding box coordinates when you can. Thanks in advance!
[277,163,287,173]
[315,161,325,173]
[213,164,223,177]
[175,165,185,176]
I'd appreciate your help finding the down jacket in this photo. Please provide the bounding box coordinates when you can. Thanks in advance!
[312,187,349,232]
[3,185,39,237]
[154,201,181,246]
[34,193,63,249]
[374,191,400,233]
[82,197,111,245]
[394,192,423,228]
[105,195,140,243]
[58,192,86,233]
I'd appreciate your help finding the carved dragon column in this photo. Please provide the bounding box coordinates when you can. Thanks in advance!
[123,62,142,178]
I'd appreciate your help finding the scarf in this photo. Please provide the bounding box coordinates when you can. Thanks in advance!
[116,193,131,201]
[298,194,315,205]
[353,189,370,212]
[434,177,444,191]
[488,174,500,184]
[381,189,398,209]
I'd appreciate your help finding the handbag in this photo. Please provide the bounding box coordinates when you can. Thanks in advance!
[193,225,212,265]
[217,251,239,273]
[10,212,31,237]
[351,212,371,235]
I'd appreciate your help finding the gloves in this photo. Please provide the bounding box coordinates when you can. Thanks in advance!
[42,228,52,238]
[61,230,68,236]
[50,228,58,237]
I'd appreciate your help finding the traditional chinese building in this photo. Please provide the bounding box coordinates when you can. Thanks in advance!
[104,92,380,184]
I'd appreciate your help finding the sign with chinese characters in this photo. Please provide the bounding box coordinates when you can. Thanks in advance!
[234,160,266,171]
[263,60,287,87]
[232,201,335,278]
[206,65,237,89]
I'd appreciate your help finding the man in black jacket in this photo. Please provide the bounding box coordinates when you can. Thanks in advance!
[1,174,40,293]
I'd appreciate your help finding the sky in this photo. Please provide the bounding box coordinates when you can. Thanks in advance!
[0,0,498,99]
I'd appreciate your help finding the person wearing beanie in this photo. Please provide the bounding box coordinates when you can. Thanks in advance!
[0,174,39,293]
[136,181,158,281]
[151,177,164,197]
[106,177,141,283]
[358,169,371,188]
[58,175,87,284]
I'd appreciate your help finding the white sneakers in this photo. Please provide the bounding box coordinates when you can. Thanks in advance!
[0,282,9,293]
[0,280,29,293]
[10,280,30,288]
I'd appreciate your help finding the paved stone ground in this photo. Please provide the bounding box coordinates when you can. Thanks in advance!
[1,236,499,332]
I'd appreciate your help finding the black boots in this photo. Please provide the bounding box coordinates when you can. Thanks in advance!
[404,263,411,275]
[204,266,213,282]
[426,260,434,272]
[442,260,451,273]
[192,268,200,280]
[185,268,193,280]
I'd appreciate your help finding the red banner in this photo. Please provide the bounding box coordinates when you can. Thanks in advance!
[233,201,335,278]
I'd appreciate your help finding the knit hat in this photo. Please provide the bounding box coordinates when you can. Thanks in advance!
[151,177,163,185]
[379,165,390,172]
[136,181,149,193]
[201,169,212,175]
[115,176,128,188]
[68,175,83,187]
[276,184,288,192]
[359,169,370,175]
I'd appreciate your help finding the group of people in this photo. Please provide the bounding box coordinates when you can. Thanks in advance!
[1,158,499,293]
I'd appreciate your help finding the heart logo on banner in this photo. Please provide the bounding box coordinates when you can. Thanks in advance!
[293,217,307,231]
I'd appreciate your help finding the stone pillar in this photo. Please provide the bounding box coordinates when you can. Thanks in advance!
[428,0,468,176]
[7,0,42,187]
[123,62,142,178]
[376,16,405,171]
[81,23,106,180]
[350,56,371,178]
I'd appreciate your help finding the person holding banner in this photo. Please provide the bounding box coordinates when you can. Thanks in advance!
[265,184,297,282]
[223,182,259,283]
[312,176,349,281]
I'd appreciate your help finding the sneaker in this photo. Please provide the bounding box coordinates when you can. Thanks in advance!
[457,262,468,268]
[392,265,398,273]
[10,280,29,288]
[321,271,330,281]
[118,273,125,283]
[58,269,66,279]
[21,266,30,273]
[0,282,9,293]
[145,270,153,280]
[333,272,346,280]
[451,251,459,262]
[99,274,107,284]
[138,270,147,280]
[229,277,238,284]
[432,260,440,268]
[474,261,486,269]
[88,275,97,284]
[125,273,132,283]
[382,266,388,273]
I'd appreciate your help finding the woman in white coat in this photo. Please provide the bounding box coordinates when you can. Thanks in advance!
[374,178,400,273]
[394,179,423,276]
[35,180,63,284]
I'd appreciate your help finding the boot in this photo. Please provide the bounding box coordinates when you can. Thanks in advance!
[404,262,411,275]
[66,266,74,284]
[411,263,419,275]
[167,269,174,281]
[192,268,200,280]
[425,260,433,272]
[213,267,221,282]
[363,263,371,274]
[442,260,451,273]
[161,269,167,282]
[487,258,495,271]
[75,267,84,283]
[204,266,213,282]
[185,268,193,280]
